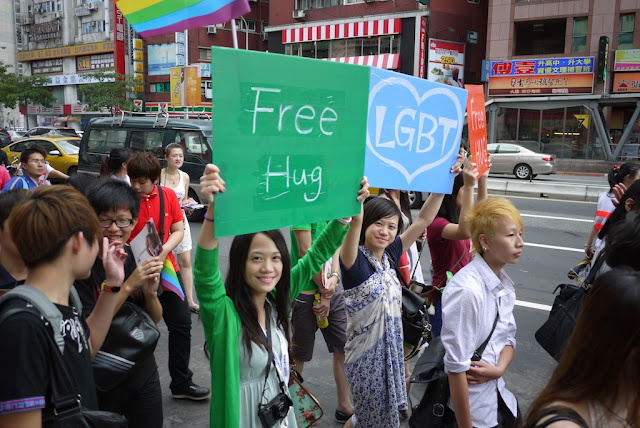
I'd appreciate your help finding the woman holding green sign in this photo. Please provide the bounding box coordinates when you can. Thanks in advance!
[193,164,369,428]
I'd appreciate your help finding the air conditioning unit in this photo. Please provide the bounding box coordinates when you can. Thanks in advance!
[54,12,62,19]
[87,2,98,10]
[292,9,306,20]
[22,16,33,25]
[207,25,217,34]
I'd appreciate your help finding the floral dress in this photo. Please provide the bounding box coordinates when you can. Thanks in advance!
[343,246,407,428]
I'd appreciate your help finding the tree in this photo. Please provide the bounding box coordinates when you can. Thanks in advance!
[0,61,55,127]
[80,71,141,114]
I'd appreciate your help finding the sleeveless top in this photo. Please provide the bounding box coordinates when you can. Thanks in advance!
[163,169,185,200]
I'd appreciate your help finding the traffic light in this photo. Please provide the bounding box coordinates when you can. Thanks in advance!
[596,36,609,82]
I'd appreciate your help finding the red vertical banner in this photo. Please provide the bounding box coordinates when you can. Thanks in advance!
[114,1,126,77]
[418,16,427,79]
[465,85,489,176]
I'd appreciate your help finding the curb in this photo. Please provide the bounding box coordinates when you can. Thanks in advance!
[486,179,608,202]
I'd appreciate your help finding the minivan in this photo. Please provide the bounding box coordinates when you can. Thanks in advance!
[78,115,213,221]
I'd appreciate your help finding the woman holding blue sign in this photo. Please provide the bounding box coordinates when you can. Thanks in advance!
[193,164,369,428]
[338,165,458,427]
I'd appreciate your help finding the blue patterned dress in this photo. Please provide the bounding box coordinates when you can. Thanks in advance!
[343,246,407,428]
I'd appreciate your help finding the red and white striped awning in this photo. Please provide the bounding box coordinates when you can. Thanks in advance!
[282,18,401,44]
[325,53,400,70]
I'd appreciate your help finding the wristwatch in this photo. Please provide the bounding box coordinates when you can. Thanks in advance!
[329,272,341,282]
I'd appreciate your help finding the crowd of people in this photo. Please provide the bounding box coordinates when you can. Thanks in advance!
[0,141,638,428]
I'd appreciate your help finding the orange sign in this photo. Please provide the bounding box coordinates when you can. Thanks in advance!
[185,66,201,106]
[613,72,640,93]
[465,85,489,176]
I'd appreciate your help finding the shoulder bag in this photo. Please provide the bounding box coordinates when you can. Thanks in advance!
[288,363,323,427]
[409,303,499,428]
[535,253,605,361]
[0,305,128,428]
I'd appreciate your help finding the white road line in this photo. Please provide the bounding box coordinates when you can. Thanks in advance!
[516,300,552,311]
[526,242,584,253]
[520,213,593,223]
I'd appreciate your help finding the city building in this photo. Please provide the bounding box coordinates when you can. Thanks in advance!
[486,0,640,164]
[0,0,23,129]
[265,0,488,86]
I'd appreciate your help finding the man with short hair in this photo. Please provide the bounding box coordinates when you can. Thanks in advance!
[0,189,29,296]
[1,144,47,192]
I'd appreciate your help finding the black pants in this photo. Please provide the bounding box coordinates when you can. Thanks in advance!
[97,357,163,428]
[442,392,521,428]
[159,272,194,392]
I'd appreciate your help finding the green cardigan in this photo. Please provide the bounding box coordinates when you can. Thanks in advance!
[193,220,348,427]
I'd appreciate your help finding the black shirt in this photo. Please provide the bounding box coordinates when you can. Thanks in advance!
[0,263,25,297]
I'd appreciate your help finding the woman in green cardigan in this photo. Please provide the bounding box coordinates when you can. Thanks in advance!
[194,164,369,427]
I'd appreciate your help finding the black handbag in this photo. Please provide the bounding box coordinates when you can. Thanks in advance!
[409,306,499,428]
[385,251,434,360]
[535,253,605,361]
[93,301,161,391]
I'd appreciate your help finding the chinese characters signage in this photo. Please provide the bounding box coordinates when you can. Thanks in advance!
[418,17,427,79]
[613,72,640,93]
[489,57,595,96]
[114,2,125,76]
[32,58,63,74]
[428,39,465,87]
[17,41,114,62]
[76,53,114,71]
[614,49,640,72]
[44,73,114,86]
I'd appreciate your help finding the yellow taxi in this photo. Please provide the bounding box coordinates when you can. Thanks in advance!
[2,133,80,175]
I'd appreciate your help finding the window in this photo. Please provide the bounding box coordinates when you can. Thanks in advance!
[82,20,106,35]
[487,144,499,154]
[86,129,127,154]
[237,19,256,32]
[618,13,635,50]
[499,145,520,154]
[199,48,211,61]
[285,36,402,59]
[571,17,588,53]
[174,130,210,162]
[514,19,566,55]
[130,131,165,155]
[296,0,338,9]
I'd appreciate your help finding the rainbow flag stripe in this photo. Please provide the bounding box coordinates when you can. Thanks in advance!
[115,0,251,38]
[161,258,186,301]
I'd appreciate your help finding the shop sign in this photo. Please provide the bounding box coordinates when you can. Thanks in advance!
[489,57,594,96]
[31,20,61,42]
[148,43,177,76]
[613,72,640,93]
[76,53,114,71]
[427,39,465,87]
[75,6,92,16]
[418,17,427,79]
[27,104,64,115]
[614,49,640,72]
[193,63,211,78]
[44,73,114,86]
[185,66,201,106]
[32,58,63,74]
[17,41,114,62]
[170,67,184,106]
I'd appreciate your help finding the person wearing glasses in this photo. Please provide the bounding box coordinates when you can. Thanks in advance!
[73,178,165,427]
[1,144,47,192]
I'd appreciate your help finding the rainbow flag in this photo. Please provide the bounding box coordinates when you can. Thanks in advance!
[161,258,186,301]
[115,0,251,38]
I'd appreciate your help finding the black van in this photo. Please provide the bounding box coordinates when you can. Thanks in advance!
[78,114,212,221]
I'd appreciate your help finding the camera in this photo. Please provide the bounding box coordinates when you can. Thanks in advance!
[258,391,293,427]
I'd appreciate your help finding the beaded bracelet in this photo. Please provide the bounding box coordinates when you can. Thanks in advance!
[203,212,215,222]
[100,281,121,293]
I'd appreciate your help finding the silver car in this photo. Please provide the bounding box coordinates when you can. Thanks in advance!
[487,143,557,180]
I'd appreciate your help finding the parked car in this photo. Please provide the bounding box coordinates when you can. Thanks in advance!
[0,128,11,148]
[23,126,80,139]
[2,135,80,175]
[78,115,213,221]
[487,143,556,180]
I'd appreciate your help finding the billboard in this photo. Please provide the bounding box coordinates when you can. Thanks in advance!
[614,49,640,72]
[613,72,640,93]
[489,57,594,96]
[427,39,465,87]
[148,44,178,76]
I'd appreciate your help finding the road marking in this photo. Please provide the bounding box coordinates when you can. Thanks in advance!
[487,192,595,205]
[515,300,551,311]
[520,213,593,223]
[526,242,584,253]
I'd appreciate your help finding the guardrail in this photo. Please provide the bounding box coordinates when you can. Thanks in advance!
[486,179,608,202]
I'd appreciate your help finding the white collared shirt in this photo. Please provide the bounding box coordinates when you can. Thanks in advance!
[441,254,518,428]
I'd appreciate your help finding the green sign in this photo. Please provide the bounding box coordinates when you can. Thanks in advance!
[211,47,369,237]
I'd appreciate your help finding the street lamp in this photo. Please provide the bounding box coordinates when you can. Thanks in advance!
[239,17,249,50]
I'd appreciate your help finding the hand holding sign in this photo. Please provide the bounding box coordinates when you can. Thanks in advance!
[199,164,226,204]
[465,85,490,177]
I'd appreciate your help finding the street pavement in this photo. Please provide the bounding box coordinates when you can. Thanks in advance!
[156,174,600,427]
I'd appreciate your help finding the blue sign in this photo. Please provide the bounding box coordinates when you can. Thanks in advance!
[481,59,490,82]
[365,67,468,194]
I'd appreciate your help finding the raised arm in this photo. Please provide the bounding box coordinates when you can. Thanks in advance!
[476,159,490,202]
[197,164,226,251]
[339,177,368,270]
[441,163,479,241]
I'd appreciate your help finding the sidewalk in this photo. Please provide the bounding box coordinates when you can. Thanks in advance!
[486,173,608,202]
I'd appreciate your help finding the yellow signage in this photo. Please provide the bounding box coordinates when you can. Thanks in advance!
[133,50,143,61]
[17,41,115,62]
[133,38,143,51]
[134,61,144,73]
[77,55,92,71]
[134,85,144,93]
[170,67,184,107]
[574,114,589,129]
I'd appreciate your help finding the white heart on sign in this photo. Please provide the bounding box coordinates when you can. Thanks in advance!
[367,76,464,184]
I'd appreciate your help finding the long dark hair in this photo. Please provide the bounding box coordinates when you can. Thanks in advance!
[598,179,640,240]
[379,189,412,225]
[100,148,131,177]
[225,230,292,360]
[607,162,640,191]
[436,173,464,224]
[524,268,640,427]
[360,197,402,245]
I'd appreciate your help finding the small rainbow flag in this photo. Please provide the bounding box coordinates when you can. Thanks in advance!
[115,0,251,38]
[161,258,186,301]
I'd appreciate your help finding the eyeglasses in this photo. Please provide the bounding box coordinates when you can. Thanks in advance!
[98,218,133,228]
[29,159,46,165]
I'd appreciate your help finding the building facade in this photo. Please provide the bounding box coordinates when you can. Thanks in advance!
[486,0,640,163]
[265,0,488,86]
[0,0,23,129]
